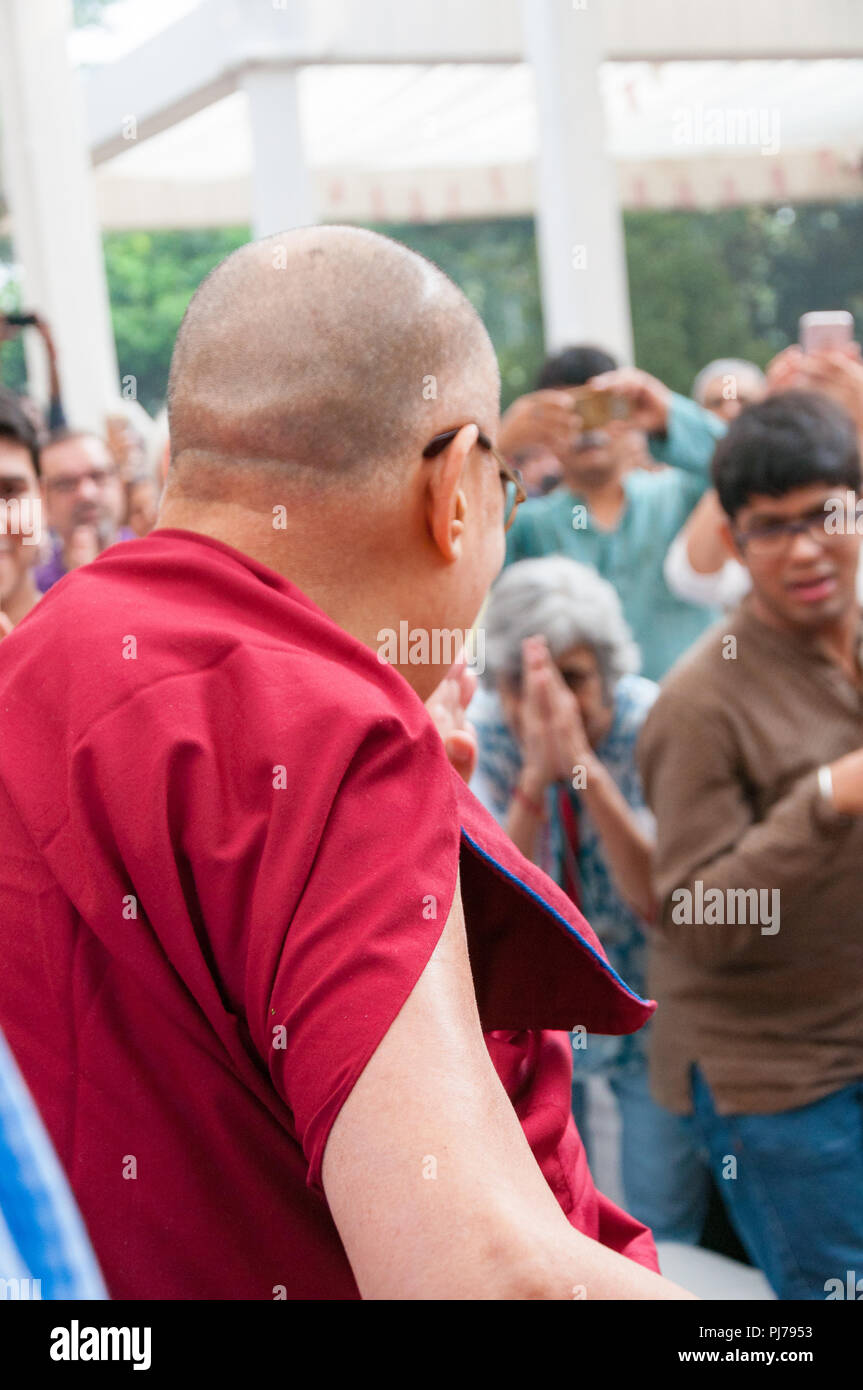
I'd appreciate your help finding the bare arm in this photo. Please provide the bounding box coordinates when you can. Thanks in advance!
[680,490,734,575]
[578,755,656,920]
[505,767,547,861]
[322,876,692,1300]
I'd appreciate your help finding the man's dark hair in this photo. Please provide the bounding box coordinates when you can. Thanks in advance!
[0,386,40,477]
[536,345,618,390]
[712,391,862,519]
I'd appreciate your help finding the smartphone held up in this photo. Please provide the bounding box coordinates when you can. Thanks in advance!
[799,311,855,355]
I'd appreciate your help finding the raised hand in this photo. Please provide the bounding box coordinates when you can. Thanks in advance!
[497,389,582,460]
[587,367,672,435]
[768,345,863,437]
[424,658,479,783]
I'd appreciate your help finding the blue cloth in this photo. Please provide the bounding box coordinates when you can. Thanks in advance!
[610,1067,709,1244]
[503,393,726,681]
[570,1066,709,1243]
[0,1027,106,1300]
[690,1066,863,1299]
[472,674,711,1243]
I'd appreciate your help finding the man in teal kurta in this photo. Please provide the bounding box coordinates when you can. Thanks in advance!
[502,349,725,682]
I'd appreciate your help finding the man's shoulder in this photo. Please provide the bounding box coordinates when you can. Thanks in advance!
[623,461,706,524]
[0,532,433,762]
[649,609,746,715]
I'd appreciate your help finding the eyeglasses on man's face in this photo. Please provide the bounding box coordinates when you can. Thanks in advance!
[45,467,119,496]
[734,505,855,557]
[422,427,526,532]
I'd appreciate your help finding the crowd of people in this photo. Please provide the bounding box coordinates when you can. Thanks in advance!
[464,343,863,1299]
[0,315,166,636]
[0,227,861,1301]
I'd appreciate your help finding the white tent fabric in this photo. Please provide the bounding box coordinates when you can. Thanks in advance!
[4,0,863,424]
[90,58,863,228]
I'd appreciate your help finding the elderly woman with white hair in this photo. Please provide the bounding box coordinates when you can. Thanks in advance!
[691,358,766,423]
[469,555,709,1245]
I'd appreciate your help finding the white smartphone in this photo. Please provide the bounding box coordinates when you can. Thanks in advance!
[799,310,855,354]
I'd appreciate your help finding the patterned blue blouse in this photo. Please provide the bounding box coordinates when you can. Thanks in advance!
[469,672,659,1077]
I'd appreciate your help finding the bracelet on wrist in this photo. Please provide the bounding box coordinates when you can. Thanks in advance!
[817,763,834,806]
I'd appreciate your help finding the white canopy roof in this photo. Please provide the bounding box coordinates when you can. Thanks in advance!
[3,0,863,430]
[90,56,863,228]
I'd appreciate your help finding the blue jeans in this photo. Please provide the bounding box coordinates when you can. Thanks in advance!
[612,1066,711,1244]
[572,1063,711,1244]
[690,1067,863,1300]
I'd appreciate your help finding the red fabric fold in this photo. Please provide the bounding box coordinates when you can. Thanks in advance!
[0,528,658,1294]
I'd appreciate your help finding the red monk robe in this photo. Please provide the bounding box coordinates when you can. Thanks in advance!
[0,529,657,1299]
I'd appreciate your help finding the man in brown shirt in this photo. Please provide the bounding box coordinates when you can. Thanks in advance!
[639,390,863,1299]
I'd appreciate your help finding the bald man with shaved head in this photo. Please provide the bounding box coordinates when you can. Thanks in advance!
[168,225,500,495]
[0,227,687,1301]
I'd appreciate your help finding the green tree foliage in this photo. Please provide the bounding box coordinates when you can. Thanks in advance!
[0,236,27,393]
[103,227,249,413]
[368,218,546,410]
[750,203,863,348]
[72,0,120,28]
[625,203,863,394]
[624,208,773,393]
[3,203,863,418]
[106,218,545,414]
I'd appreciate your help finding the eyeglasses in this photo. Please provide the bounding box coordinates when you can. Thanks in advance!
[734,507,848,557]
[46,468,118,496]
[422,427,526,532]
[703,392,761,410]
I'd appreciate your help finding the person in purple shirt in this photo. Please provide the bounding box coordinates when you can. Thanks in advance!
[35,430,133,593]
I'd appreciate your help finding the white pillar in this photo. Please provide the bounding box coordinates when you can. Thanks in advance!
[240,66,315,240]
[0,0,119,430]
[522,0,633,363]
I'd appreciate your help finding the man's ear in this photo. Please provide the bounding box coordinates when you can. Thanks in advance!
[425,425,477,563]
[719,515,743,562]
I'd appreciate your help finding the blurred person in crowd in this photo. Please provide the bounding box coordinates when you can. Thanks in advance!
[768,342,863,441]
[511,443,562,497]
[0,312,67,432]
[639,391,863,1300]
[470,556,710,1244]
[106,397,158,482]
[125,471,160,539]
[0,227,689,1301]
[666,347,863,610]
[496,376,582,462]
[0,388,42,630]
[35,429,133,592]
[147,407,171,487]
[615,426,661,475]
[664,489,750,612]
[502,346,725,681]
[692,357,766,424]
